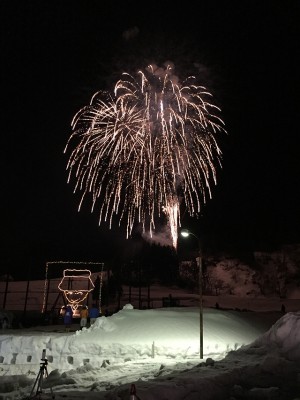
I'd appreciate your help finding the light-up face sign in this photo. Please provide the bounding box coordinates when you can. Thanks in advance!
[58,269,95,307]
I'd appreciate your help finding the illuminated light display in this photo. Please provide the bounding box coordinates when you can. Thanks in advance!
[64,63,226,249]
[58,269,95,309]
[42,261,104,313]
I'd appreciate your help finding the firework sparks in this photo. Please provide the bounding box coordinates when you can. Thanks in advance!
[64,63,226,248]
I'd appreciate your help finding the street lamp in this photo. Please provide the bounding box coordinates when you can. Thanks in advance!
[181,229,203,359]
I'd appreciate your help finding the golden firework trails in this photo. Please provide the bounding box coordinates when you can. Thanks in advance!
[64,63,226,248]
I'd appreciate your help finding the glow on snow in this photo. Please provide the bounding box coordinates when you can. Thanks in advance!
[64,63,226,248]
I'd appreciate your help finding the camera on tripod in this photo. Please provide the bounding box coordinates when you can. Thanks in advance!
[27,348,55,399]
[41,349,47,362]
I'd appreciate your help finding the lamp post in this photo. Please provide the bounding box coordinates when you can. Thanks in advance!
[181,229,203,359]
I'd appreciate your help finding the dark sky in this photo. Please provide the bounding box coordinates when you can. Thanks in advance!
[1,0,300,278]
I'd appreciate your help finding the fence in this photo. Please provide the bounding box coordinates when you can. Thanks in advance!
[0,276,97,315]
[0,276,200,320]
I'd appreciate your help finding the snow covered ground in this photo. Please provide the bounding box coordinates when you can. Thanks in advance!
[1,304,300,400]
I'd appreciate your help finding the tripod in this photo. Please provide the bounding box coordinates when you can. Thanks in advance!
[28,354,55,399]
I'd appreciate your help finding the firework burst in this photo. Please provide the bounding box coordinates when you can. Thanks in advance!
[64,63,226,248]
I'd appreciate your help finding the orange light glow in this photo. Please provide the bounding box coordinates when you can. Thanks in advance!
[58,269,95,309]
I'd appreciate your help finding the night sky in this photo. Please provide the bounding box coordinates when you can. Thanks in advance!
[2,1,300,278]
